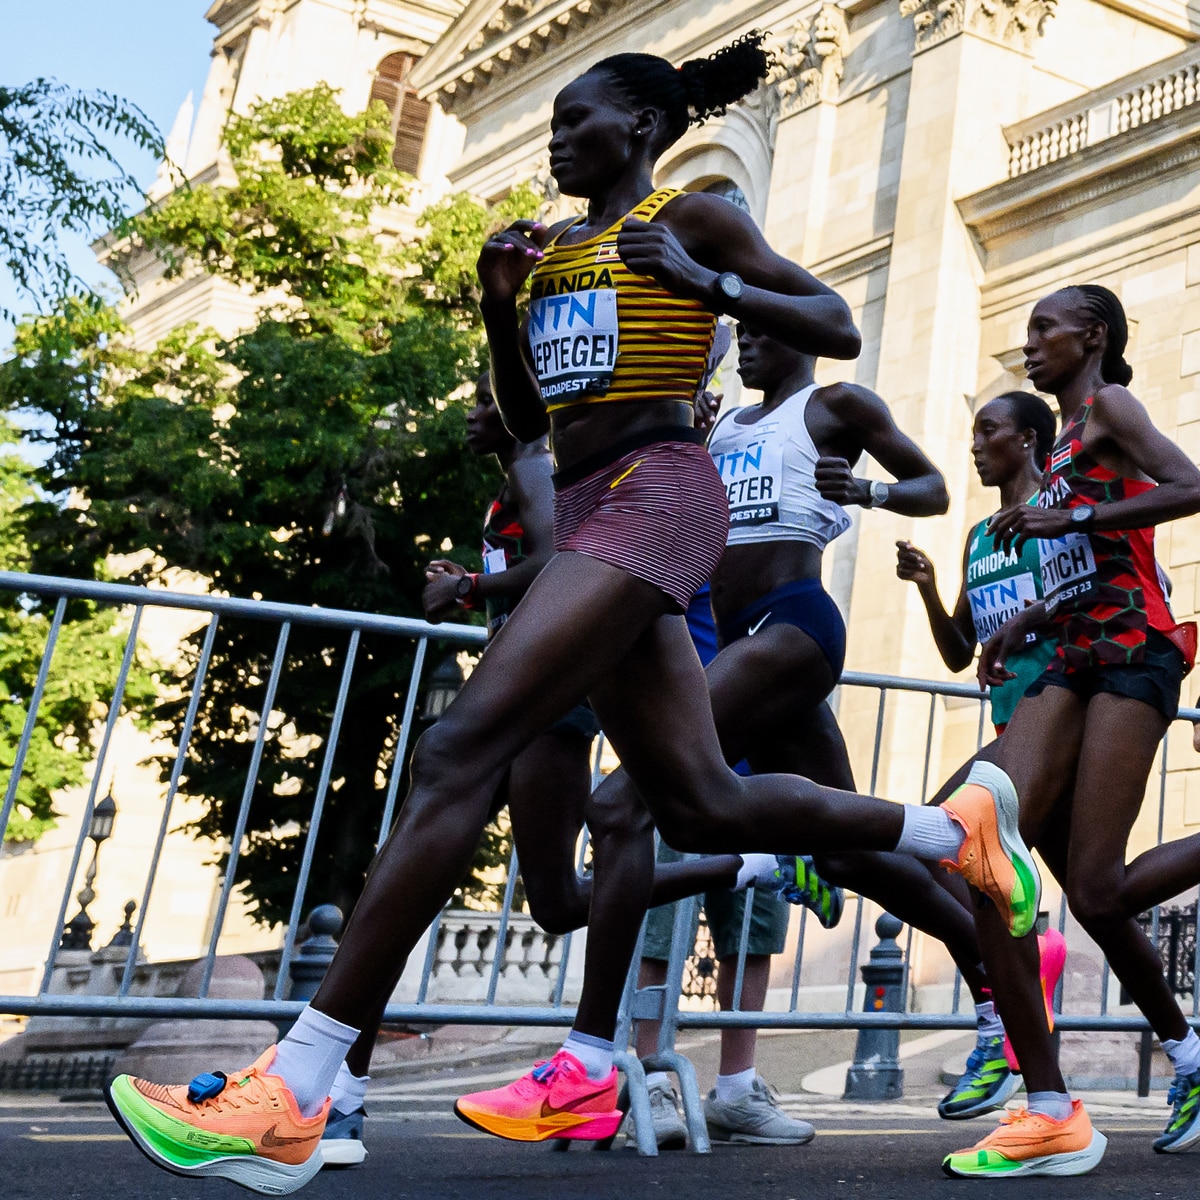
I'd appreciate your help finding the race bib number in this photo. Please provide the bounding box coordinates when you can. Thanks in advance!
[529,288,619,403]
[968,572,1039,643]
[483,549,508,576]
[712,436,783,527]
[1039,533,1097,605]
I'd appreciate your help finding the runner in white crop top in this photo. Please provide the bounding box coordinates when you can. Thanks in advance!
[708,383,851,550]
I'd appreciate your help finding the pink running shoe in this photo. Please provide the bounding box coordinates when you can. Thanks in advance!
[454,1050,621,1143]
[1004,928,1067,1071]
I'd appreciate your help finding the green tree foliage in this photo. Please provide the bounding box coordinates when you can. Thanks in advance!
[0,415,156,842]
[0,80,162,321]
[0,87,539,922]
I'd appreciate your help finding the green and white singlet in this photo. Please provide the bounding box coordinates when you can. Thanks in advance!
[965,508,1057,728]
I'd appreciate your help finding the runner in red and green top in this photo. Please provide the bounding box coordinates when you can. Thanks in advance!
[945,284,1200,1176]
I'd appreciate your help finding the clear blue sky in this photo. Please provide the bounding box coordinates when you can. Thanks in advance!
[1,1,215,343]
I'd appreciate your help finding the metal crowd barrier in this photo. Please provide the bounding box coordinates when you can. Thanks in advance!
[1,568,1198,1063]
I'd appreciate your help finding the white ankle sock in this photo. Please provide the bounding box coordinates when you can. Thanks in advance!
[714,1067,757,1103]
[644,1070,672,1091]
[735,854,778,890]
[329,1061,369,1114]
[894,805,965,862]
[975,1000,1005,1040]
[1162,1030,1200,1075]
[1027,1091,1073,1122]
[270,1006,360,1118]
[561,1031,614,1081]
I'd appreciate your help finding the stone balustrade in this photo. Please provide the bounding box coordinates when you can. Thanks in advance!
[1006,44,1200,177]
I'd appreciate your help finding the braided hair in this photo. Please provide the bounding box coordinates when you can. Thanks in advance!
[1067,284,1133,387]
[993,390,1057,464]
[591,32,772,151]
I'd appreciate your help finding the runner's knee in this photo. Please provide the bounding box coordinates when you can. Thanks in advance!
[1066,877,1126,929]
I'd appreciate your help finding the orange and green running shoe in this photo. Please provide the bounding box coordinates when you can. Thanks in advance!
[454,1049,622,1142]
[105,1047,327,1195]
[942,1101,1106,1178]
[942,781,1040,938]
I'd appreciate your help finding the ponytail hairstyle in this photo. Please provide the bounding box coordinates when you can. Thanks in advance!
[994,390,1057,465]
[1068,284,1133,387]
[591,32,772,151]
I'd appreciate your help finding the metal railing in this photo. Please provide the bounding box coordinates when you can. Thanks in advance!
[1,568,1198,1050]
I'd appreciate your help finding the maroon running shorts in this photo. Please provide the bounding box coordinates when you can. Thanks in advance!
[552,429,729,611]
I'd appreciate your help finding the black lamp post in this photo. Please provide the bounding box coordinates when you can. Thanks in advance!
[60,789,118,951]
[421,654,465,723]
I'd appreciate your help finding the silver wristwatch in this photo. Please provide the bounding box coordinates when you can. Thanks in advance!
[866,480,890,509]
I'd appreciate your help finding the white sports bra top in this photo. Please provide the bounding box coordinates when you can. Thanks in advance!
[707,384,853,549]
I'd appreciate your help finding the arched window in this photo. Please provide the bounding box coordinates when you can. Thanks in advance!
[702,179,750,213]
[370,53,431,176]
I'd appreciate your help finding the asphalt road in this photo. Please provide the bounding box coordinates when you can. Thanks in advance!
[2,1029,1194,1199]
[2,1094,1191,1200]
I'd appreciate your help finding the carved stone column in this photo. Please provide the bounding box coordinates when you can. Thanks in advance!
[772,4,849,116]
[901,0,1057,55]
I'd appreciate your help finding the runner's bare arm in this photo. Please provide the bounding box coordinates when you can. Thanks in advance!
[619,195,860,360]
[472,443,556,606]
[477,219,564,442]
[897,540,977,672]
[989,387,1200,550]
[814,384,949,517]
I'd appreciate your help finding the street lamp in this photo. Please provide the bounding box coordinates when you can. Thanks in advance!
[59,788,118,951]
[421,654,465,722]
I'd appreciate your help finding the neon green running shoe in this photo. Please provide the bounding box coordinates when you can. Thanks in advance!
[770,856,844,929]
[1153,1068,1200,1153]
[938,1034,1021,1120]
[104,1047,327,1194]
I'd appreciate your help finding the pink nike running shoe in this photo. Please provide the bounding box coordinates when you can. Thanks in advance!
[454,1049,621,1143]
[1004,927,1067,1071]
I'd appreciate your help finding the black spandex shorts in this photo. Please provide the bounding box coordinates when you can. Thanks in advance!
[1023,629,1183,722]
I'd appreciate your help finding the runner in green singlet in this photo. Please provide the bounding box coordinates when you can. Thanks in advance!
[897,391,1057,733]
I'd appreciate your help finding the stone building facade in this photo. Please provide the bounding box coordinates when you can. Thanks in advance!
[7,0,1200,1003]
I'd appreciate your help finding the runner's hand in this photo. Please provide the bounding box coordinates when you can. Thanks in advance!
[695,390,723,436]
[423,560,467,623]
[987,502,1071,554]
[977,617,1031,688]
[896,541,936,588]
[1194,721,1200,754]
[616,217,709,297]
[815,457,870,506]
[477,220,549,304]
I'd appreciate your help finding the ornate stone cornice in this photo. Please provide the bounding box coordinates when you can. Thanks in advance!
[771,4,848,116]
[410,0,627,113]
[900,0,1056,55]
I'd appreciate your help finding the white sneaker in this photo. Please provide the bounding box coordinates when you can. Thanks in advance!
[623,1077,688,1150]
[704,1077,815,1145]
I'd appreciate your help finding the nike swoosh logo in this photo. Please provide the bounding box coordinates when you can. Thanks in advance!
[260,1125,316,1147]
[747,612,772,636]
[608,460,643,489]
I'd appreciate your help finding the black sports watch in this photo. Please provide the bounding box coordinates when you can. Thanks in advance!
[713,272,744,313]
[1070,505,1096,527]
[455,573,478,609]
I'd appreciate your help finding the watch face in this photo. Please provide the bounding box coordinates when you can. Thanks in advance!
[456,575,473,596]
[719,273,743,300]
[1071,506,1092,523]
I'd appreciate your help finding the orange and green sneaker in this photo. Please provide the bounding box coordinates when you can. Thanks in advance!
[942,781,1040,938]
[104,1047,327,1195]
[942,1101,1107,1178]
[454,1049,622,1142]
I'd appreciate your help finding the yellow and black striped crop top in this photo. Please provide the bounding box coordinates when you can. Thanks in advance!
[527,188,717,413]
